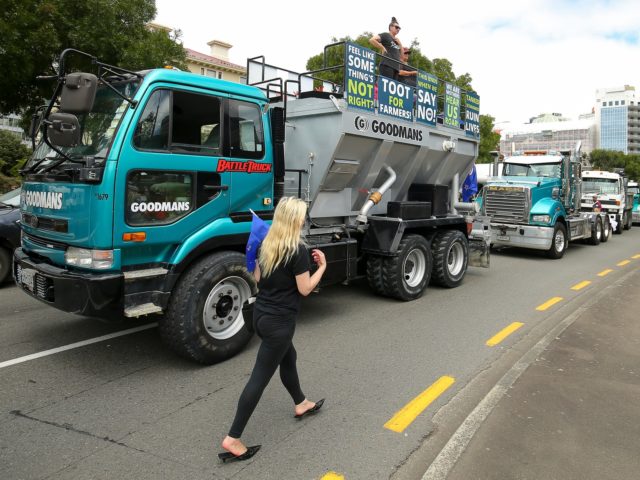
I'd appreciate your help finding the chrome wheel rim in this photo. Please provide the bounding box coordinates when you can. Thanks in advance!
[447,241,465,276]
[203,276,251,340]
[403,248,426,287]
[596,220,602,240]
[555,230,566,252]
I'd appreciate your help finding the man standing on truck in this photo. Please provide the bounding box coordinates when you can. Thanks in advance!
[369,17,404,80]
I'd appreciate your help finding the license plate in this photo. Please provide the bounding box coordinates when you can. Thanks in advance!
[496,235,510,241]
[19,268,36,292]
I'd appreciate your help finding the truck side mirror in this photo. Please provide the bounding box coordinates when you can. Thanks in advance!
[47,112,81,147]
[60,72,98,114]
[29,110,43,141]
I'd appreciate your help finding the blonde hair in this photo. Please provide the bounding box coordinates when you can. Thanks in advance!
[258,197,308,278]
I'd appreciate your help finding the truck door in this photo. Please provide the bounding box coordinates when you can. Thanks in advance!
[114,86,230,268]
[223,97,273,214]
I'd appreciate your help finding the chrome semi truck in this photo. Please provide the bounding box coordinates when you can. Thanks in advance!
[482,146,610,259]
[15,43,490,363]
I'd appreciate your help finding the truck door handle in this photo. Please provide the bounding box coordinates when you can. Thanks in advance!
[203,185,229,192]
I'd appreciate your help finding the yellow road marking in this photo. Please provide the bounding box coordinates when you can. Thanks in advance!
[486,322,524,347]
[320,472,345,480]
[384,376,455,433]
[617,260,630,266]
[633,254,640,259]
[536,297,563,311]
[571,280,592,291]
[598,269,613,277]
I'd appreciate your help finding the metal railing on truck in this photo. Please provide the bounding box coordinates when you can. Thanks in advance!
[245,41,481,135]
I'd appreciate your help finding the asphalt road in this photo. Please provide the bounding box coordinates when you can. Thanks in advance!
[1,229,639,480]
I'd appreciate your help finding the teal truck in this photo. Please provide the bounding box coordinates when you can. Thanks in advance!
[14,45,490,363]
[482,146,610,259]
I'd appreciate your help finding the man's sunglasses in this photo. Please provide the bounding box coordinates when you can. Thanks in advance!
[393,25,401,30]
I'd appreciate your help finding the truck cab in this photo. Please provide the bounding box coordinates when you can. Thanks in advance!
[482,147,609,259]
[580,170,633,232]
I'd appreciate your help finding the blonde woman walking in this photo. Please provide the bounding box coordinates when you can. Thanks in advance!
[219,197,327,463]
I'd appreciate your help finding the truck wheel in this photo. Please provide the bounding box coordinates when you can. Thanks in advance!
[546,223,567,259]
[614,215,623,234]
[601,216,611,243]
[586,217,602,246]
[381,234,431,301]
[0,247,10,284]
[366,255,386,296]
[431,230,469,288]
[160,251,255,364]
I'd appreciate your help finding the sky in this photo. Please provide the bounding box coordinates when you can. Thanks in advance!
[154,0,640,124]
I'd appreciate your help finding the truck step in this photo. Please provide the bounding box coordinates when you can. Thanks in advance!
[123,268,168,281]
[124,303,163,317]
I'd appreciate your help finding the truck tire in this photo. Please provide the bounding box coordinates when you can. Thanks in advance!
[366,255,386,296]
[586,217,602,246]
[601,216,611,243]
[160,251,255,364]
[380,234,432,301]
[0,247,10,284]
[546,223,567,259]
[614,215,623,234]
[431,230,469,288]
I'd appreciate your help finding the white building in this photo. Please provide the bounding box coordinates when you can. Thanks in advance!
[498,116,597,156]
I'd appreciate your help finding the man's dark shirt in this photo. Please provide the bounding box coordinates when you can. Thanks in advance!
[255,244,310,316]
[378,32,401,72]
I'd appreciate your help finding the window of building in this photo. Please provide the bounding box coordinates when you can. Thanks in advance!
[621,100,625,105]
[615,100,619,106]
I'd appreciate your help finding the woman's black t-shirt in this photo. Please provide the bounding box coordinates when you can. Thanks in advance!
[255,244,310,316]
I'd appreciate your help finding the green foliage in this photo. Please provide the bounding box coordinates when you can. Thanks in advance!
[0,0,187,114]
[0,130,30,177]
[589,149,640,181]
[478,115,501,164]
[305,33,473,92]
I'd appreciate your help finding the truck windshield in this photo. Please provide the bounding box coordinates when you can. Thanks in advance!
[582,178,619,194]
[25,78,140,172]
[503,162,561,178]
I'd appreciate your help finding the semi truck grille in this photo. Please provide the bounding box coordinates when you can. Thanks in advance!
[484,187,530,223]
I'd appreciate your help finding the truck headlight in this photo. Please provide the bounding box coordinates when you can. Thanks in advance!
[65,247,114,269]
[532,215,551,223]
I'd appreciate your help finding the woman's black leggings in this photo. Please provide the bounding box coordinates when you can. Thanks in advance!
[228,313,306,438]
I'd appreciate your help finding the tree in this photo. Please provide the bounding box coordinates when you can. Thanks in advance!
[478,115,501,164]
[0,131,30,191]
[0,0,187,114]
[589,149,640,181]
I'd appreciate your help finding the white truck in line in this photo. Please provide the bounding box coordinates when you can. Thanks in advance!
[580,170,633,233]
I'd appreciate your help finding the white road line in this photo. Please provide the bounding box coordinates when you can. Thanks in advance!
[0,323,157,369]
[421,268,637,480]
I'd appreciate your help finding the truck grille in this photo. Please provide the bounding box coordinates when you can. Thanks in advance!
[484,187,529,223]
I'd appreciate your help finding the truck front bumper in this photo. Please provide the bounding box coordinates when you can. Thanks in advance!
[490,223,553,250]
[13,248,123,318]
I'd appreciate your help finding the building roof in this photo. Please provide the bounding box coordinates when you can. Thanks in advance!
[499,118,595,139]
[185,48,245,73]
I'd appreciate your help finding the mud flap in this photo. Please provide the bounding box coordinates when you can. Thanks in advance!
[469,238,490,267]
[468,214,491,268]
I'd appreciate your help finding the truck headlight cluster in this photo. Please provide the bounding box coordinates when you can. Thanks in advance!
[65,247,114,269]
[532,215,551,224]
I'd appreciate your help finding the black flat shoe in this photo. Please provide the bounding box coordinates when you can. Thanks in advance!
[218,445,261,463]
[294,398,325,419]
